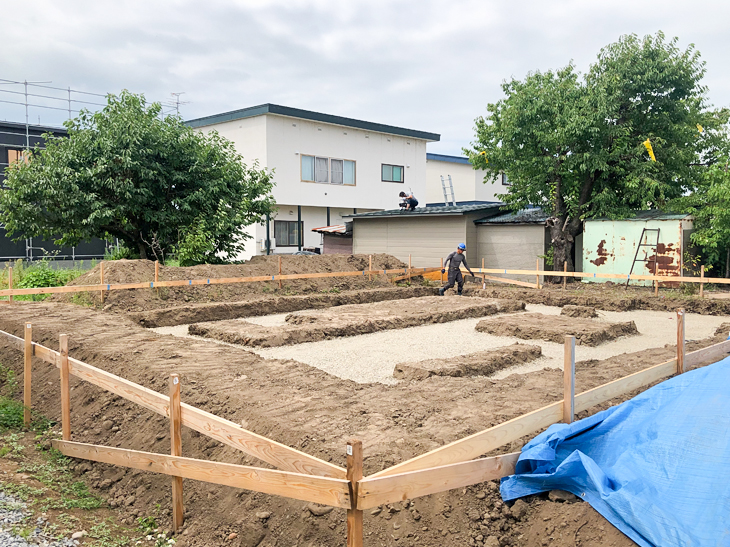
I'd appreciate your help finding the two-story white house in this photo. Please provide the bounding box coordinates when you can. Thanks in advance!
[186,104,440,260]
[425,153,505,206]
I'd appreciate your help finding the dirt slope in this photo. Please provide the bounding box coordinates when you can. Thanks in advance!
[1,302,726,546]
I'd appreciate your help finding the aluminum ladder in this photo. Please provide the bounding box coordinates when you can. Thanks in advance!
[626,228,660,287]
[441,175,456,206]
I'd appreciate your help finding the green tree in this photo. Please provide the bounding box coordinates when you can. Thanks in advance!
[466,32,729,274]
[0,91,275,262]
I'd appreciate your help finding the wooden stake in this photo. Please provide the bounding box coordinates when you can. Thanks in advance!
[676,309,685,374]
[441,258,444,284]
[563,261,567,291]
[408,254,412,281]
[155,260,159,283]
[170,374,184,532]
[346,440,363,547]
[100,261,105,304]
[278,256,283,290]
[535,258,540,289]
[60,334,71,441]
[700,265,705,298]
[8,266,12,304]
[24,323,32,427]
[368,255,372,282]
[563,336,575,423]
[482,258,486,289]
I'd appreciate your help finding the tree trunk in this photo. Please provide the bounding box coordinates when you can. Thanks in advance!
[137,242,148,260]
[549,221,579,283]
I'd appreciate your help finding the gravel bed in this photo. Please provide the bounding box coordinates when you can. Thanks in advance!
[0,490,78,547]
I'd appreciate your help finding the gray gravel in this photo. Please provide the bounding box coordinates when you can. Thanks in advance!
[0,490,78,547]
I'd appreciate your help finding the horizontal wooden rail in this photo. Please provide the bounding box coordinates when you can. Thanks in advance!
[358,452,519,510]
[470,267,730,285]
[684,339,730,369]
[0,329,345,479]
[53,440,351,508]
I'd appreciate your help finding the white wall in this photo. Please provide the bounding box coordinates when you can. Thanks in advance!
[265,115,428,210]
[196,116,267,167]
[425,158,503,205]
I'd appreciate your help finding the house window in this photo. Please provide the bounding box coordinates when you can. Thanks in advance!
[501,172,511,186]
[301,155,356,185]
[274,220,303,247]
[382,164,404,183]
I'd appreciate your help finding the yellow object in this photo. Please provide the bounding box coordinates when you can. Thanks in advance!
[697,123,704,133]
[643,139,656,162]
[479,151,488,163]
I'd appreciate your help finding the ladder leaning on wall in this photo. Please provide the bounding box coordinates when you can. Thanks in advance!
[626,228,660,287]
[441,175,456,206]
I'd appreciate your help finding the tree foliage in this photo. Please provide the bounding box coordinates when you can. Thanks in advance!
[0,91,275,261]
[466,32,729,272]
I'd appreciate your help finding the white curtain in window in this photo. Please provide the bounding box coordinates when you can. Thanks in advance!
[315,157,329,183]
[331,159,343,184]
[344,160,355,185]
[301,155,315,181]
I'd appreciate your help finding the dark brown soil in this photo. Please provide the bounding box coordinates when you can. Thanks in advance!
[1,301,726,546]
[189,297,525,347]
[560,305,598,318]
[52,254,412,312]
[476,313,639,346]
[131,286,437,327]
[393,343,542,380]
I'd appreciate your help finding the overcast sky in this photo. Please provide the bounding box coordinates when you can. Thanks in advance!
[3,0,729,156]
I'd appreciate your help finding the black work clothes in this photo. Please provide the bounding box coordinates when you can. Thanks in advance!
[443,269,465,292]
[444,251,470,272]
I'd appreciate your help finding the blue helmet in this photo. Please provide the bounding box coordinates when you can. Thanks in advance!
[458,243,466,250]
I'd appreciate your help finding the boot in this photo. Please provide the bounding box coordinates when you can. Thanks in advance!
[438,288,445,296]
[457,290,463,296]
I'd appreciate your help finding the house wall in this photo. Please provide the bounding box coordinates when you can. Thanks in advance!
[425,158,502,205]
[475,224,546,283]
[353,216,467,267]
[582,219,689,286]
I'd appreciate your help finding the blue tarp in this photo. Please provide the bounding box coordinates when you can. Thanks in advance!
[501,357,730,547]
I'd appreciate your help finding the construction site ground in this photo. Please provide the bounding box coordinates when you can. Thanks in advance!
[3,256,730,547]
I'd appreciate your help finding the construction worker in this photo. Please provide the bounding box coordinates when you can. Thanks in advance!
[399,191,418,211]
[439,243,475,296]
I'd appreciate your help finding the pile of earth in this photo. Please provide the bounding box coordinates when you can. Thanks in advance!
[51,254,413,312]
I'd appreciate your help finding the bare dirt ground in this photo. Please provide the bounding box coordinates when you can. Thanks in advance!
[475,313,639,346]
[560,305,598,318]
[1,260,728,547]
[187,296,525,348]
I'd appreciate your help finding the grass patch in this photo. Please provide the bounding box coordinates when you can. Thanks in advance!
[0,259,91,301]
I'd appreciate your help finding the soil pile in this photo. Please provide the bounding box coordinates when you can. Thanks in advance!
[560,305,598,318]
[476,313,639,346]
[52,254,411,312]
[393,343,542,380]
[189,296,526,347]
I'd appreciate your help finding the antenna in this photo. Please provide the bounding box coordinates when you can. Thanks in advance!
[168,92,189,116]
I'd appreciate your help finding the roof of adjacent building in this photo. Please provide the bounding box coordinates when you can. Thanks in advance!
[311,224,351,235]
[426,153,471,165]
[345,202,504,219]
[589,210,692,221]
[474,208,549,225]
[185,103,440,141]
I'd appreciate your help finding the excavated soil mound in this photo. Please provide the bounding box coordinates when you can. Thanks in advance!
[393,343,542,380]
[560,305,598,318]
[52,254,410,312]
[475,313,639,346]
[189,296,526,347]
[132,286,437,327]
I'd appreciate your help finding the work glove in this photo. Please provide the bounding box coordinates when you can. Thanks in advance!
[468,271,474,277]
[441,269,445,274]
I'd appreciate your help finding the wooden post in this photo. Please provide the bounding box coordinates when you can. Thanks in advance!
[482,258,486,289]
[155,260,159,284]
[654,278,659,297]
[278,256,283,290]
[100,261,105,304]
[408,254,412,281]
[8,266,12,304]
[440,258,444,284]
[60,334,71,441]
[535,258,540,289]
[676,309,685,374]
[23,323,32,427]
[346,440,363,547]
[563,261,567,291]
[368,255,372,282]
[700,265,705,298]
[563,336,575,423]
[170,374,184,532]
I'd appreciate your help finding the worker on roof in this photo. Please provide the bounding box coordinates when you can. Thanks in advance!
[439,243,474,296]
[399,191,418,211]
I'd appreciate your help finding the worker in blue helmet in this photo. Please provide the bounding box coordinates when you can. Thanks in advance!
[439,243,474,296]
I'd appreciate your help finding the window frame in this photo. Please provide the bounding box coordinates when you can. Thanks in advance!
[381,163,404,183]
[274,220,304,247]
[501,172,511,186]
[300,154,356,186]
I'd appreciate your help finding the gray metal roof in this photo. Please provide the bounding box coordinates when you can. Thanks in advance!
[346,202,504,220]
[475,208,549,225]
[185,103,440,141]
[589,210,691,221]
[426,153,471,165]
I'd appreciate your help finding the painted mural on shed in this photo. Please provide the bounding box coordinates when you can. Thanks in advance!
[582,211,694,287]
